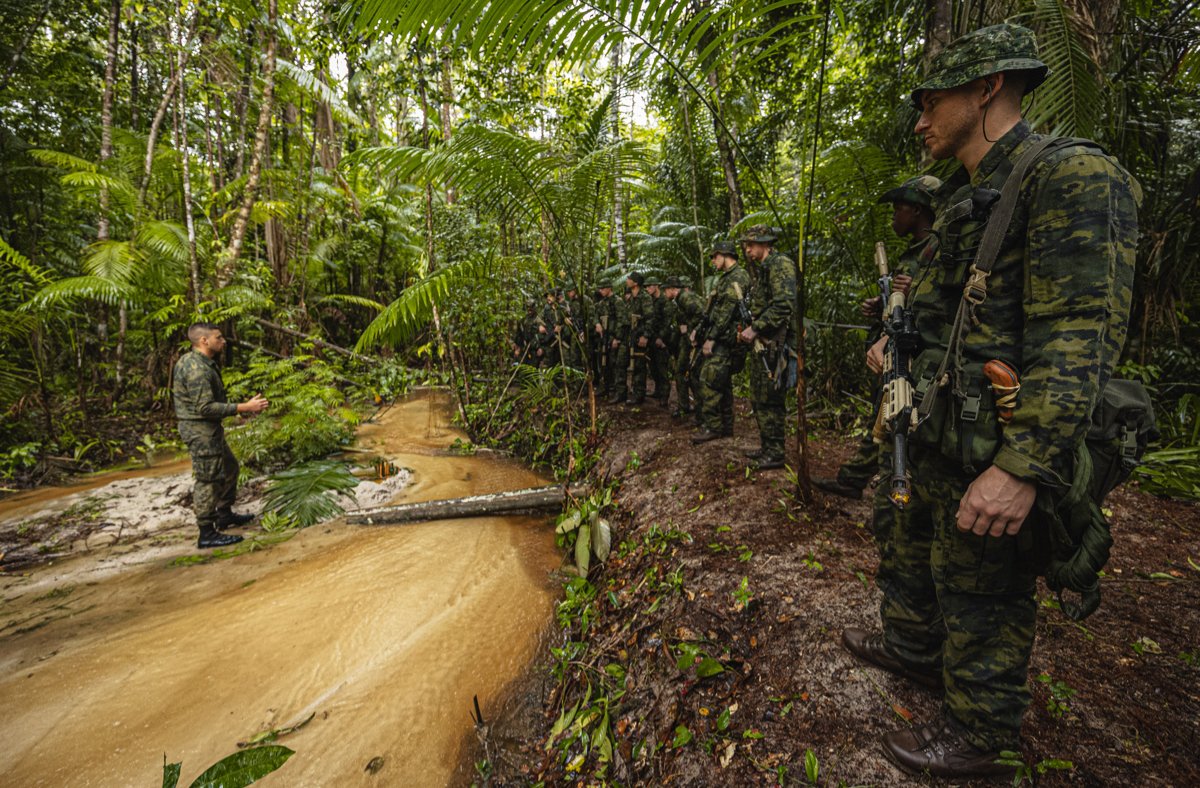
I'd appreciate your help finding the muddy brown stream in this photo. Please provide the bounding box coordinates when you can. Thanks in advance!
[0,390,561,786]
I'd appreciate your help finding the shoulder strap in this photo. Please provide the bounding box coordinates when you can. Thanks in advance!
[962,135,1064,302]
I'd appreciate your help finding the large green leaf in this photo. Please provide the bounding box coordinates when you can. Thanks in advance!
[187,746,294,788]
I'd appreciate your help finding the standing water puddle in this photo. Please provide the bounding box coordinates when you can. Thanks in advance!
[0,389,561,786]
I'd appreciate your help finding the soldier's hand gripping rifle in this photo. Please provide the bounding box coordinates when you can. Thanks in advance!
[735,298,774,380]
[871,242,921,509]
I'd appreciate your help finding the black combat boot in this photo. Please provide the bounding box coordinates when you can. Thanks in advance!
[691,428,722,444]
[625,393,645,406]
[216,509,256,529]
[753,455,786,470]
[198,525,244,549]
[744,448,765,460]
[608,391,626,405]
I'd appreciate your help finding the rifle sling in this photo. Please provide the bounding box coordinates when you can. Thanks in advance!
[916,135,1067,423]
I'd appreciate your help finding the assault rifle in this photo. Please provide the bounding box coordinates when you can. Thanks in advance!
[871,242,921,509]
[687,315,713,375]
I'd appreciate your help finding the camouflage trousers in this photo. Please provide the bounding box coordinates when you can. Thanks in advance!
[629,342,651,397]
[674,342,701,412]
[650,344,671,400]
[697,348,736,433]
[609,342,628,398]
[878,450,1037,752]
[749,354,786,457]
[840,432,881,489]
[179,422,239,530]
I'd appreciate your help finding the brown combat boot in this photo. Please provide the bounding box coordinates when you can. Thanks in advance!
[813,475,864,500]
[883,717,1014,778]
[841,627,941,690]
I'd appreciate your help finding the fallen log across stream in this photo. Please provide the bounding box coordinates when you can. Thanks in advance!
[346,483,587,525]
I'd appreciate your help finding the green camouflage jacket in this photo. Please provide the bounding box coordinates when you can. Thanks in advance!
[600,292,630,341]
[676,290,705,334]
[656,293,679,345]
[704,264,752,347]
[910,121,1138,486]
[173,350,237,430]
[748,250,798,345]
[628,288,656,342]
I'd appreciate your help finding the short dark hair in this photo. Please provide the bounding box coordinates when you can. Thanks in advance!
[187,322,220,344]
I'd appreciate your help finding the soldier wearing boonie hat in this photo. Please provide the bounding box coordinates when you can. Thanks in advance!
[843,23,1140,779]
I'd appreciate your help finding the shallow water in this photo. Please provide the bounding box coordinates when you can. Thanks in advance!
[0,390,561,786]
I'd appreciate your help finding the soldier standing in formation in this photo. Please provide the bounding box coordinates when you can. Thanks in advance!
[172,323,269,549]
[646,276,673,407]
[815,175,941,498]
[842,24,1138,777]
[624,272,656,406]
[738,225,798,470]
[667,276,704,419]
[692,241,749,443]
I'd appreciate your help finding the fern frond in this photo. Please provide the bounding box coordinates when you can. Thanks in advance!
[316,293,385,312]
[28,149,98,172]
[0,236,53,287]
[26,275,136,308]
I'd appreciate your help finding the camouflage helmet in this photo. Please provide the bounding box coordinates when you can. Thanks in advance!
[911,24,1049,108]
[739,224,778,244]
[878,174,943,210]
[709,240,738,258]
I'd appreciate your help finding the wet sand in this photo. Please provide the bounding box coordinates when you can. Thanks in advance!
[0,390,561,786]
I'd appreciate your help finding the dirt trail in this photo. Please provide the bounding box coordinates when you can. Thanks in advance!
[0,390,562,787]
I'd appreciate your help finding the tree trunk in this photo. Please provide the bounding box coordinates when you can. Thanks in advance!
[176,45,200,305]
[925,0,952,70]
[610,39,626,268]
[98,0,119,243]
[1,0,54,93]
[439,25,456,203]
[347,484,588,526]
[708,68,744,227]
[678,84,706,290]
[130,19,140,129]
[137,17,198,208]
[217,0,277,288]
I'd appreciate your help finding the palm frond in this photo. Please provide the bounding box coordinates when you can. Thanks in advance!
[28,149,98,173]
[26,275,136,308]
[356,254,499,351]
[278,58,364,127]
[136,221,191,265]
[0,236,53,287]
[60,171,138,201]
[84,240,142,284]
[262,460,360,528]
[316,293,385,312]
[1020,0,1103,138]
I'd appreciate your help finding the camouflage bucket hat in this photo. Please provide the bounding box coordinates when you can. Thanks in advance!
[627,271,645,286]
[645,275,663,287]
[878,174,943,209]
[910,23,1049,108]
[739,224,778,244]
[677,275,693,288]
[709,240,738,258]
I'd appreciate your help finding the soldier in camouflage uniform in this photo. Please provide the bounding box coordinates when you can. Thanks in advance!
[667,276,704,418]
[591,281,612,392]
[605,277,632,403]
[693,242,750,443]
[511,299,541,365]
[562,281,591,371]
[816,175,941,498]
[841,25,1139,778]
[172,323,269,548]
[624,272,656,406]
[738,225,797,469]
[646,276,673,406]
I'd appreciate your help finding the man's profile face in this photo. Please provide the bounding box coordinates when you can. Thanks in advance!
[742,241,770,263]
[914,82,980,161]
[891,202,921,237]
[197,329,226,356]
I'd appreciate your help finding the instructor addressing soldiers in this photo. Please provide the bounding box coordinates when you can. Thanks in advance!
[173,322,269,549]
[840,25,1138,778]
